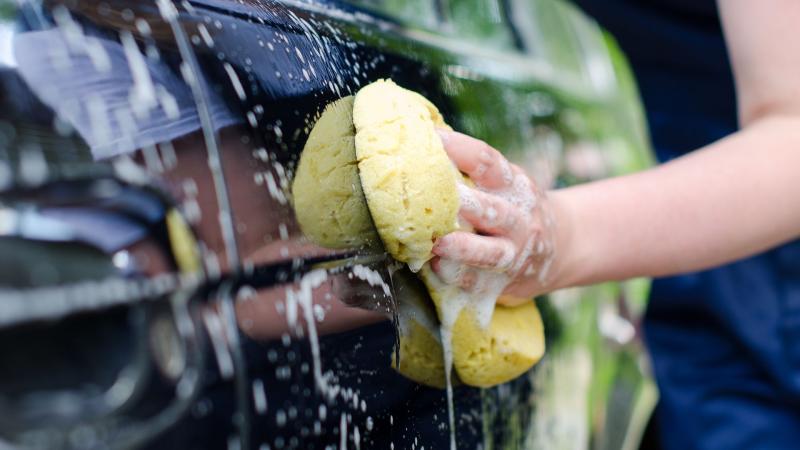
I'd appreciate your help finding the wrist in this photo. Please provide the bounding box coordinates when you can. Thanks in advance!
[543,188,581,292]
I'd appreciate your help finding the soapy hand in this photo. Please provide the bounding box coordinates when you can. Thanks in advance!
[431,130,557,305]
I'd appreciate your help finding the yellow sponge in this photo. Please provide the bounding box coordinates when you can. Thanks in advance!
[291,96,379,248]
[291,79,545,388]
[353,79,459,272]
[391,269,448,388]
[422,264,545,387]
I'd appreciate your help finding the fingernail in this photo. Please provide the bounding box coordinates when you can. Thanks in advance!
[432,236,447,254]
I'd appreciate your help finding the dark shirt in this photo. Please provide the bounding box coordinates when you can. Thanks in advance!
[574,1,800,449]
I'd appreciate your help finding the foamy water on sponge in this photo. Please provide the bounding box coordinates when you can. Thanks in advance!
[421,266,545,387]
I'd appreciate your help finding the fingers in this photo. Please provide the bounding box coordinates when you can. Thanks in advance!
[434,129,552,299]
[430,257,480,290]
[433,231,516,271]
[438,130,513,190]
[457,184,522,235]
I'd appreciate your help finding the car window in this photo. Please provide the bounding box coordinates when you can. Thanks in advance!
[442,0,520,51]
[345,0,521,52]
[345,0,442,30]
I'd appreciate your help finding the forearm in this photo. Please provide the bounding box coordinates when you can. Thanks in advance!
[550,115,800,289]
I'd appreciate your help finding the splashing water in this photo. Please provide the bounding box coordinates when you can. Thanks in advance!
[339,412,348,450]
[290,269,330,394]
[252,379,268,415]
[423,262,512,450]
[203,308,234,379]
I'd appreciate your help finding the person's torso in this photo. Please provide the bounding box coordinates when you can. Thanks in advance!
[573,1,800,448]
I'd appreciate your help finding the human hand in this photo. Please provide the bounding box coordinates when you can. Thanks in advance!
[431,130,559,304]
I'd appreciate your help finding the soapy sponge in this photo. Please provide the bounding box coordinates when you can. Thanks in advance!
[291,79,545,388]
[391,268,448,388]
[353,79,459,272]
[292,96,379,248]
[422,265,545,387]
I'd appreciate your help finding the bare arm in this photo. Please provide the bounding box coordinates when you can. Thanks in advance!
[433,1,800,299]
[552,115,800,289]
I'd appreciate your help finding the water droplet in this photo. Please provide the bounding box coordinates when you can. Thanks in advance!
[275,409,287,427]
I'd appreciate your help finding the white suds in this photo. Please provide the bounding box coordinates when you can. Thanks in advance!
[252,379,268,414]
[350,265,391,297]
